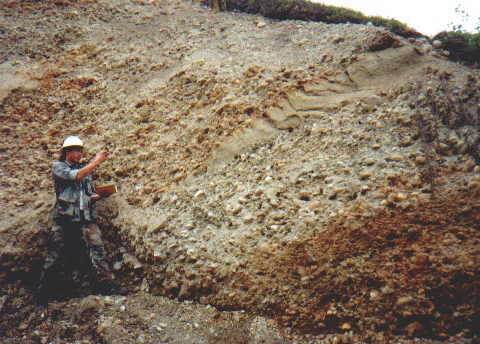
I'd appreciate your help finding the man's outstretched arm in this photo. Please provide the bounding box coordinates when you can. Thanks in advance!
[76,151,108,182]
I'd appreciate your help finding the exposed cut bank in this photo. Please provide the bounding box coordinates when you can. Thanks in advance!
[0,0,479,342]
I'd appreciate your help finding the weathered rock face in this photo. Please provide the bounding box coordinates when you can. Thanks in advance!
[1,0,479,341]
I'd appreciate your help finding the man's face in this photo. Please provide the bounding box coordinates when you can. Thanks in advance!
[66,147,83,163]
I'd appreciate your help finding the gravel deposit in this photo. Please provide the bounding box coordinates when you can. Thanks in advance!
[1,0,479,342]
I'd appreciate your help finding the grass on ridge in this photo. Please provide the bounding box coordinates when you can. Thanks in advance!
[213,0,420,38]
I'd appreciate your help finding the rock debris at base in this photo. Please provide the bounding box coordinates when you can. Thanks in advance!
[0,0,479,342]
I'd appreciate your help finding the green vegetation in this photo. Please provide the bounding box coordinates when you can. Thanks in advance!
[434,31,480,66]
[211,0,480,66]
[435,6,480,66]
[219,0,420,38]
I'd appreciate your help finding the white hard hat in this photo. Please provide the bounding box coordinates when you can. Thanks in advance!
[62,136,84,149]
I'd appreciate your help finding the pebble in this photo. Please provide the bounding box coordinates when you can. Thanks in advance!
[360,185,370,194]
[359,170,372,180]
[227,204,242,215]
[422,44,433,53]
[463,159,476,172]
[386,154,404,162]
[307,201,322,210]
[298,191,311,201]
[238,197,248,204]
[396,296,413,305]
[414,155,426,165]
[194,190,205,199]
[243,214,255,223]
[386,192,407,205]
[405,321,424,336]
[369,290,380,300]
[432,40,442,49]
[469,179,480,193]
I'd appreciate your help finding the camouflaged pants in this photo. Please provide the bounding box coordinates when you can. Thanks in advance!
[207,0,227,11]
[39,219,113,288]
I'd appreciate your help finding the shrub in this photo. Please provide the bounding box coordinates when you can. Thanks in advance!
[434,31,480,66]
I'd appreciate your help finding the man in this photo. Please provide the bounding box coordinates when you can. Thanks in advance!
[36,136,119,303]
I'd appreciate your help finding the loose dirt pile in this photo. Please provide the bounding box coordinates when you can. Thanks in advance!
[1,0,479,342]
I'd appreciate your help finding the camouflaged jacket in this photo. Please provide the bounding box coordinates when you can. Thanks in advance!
[52,160,96,222]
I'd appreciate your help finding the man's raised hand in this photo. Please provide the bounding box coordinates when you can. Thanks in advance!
[94,151,109,164]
